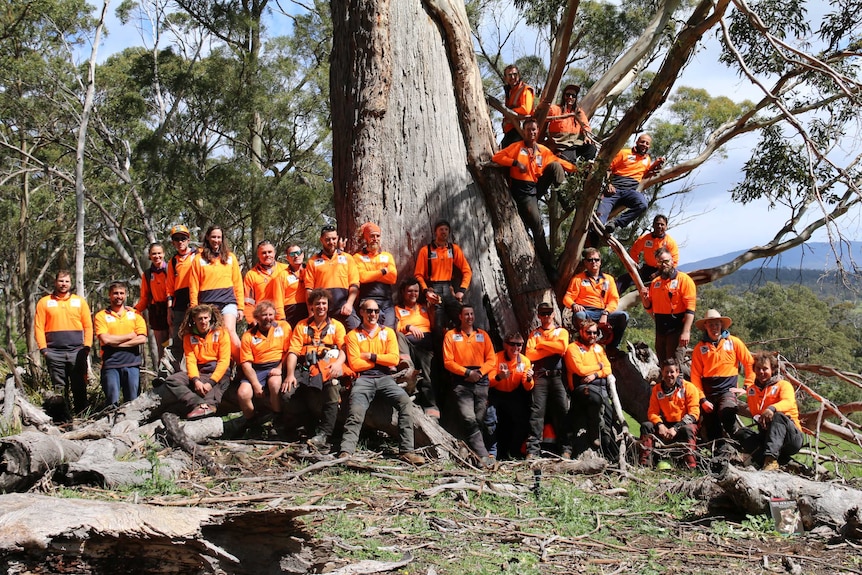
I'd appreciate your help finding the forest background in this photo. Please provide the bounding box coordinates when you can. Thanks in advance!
[1,0,861,418]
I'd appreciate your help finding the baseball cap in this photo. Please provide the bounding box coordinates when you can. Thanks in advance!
[169,225,190,238]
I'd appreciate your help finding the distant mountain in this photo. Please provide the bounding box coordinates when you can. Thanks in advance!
[680,241,862,272]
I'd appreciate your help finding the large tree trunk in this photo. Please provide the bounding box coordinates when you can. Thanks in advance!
[330,0,555,337]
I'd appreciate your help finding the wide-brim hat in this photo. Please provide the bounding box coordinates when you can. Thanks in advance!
[695,309,732,331]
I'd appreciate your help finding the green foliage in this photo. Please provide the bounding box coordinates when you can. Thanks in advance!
[125,441,191,497]
[730,126,812,206]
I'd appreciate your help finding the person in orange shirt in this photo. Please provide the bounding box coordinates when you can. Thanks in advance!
[282,289,348,451]
[161,304,231,419]
[598,133,665,234]
[616,214,680,294]
[395,277,437,417]
[353,222,397,329]
[305,224,360,329]
[640,247,696,362]
[134,242,169,359]
[492,118,576,279]
[339,299,425,465]
[243,240,287,324]
[414,219,472,339]
[639,359,700,469]
[443,304,496,467]
[690,309,754,446]
[236,301,291,421]
[564,319,617,458]
[34,270,93,414]
[276,244,308,327]
[188,225,244,361]
[525,302,570,458]
[545,84,597,163]
[488,332,534,460]
[500,64,535,148]
[94,281,148,406]
[562,248,627,354]
[165,224,198,366]
[740,352,804,471]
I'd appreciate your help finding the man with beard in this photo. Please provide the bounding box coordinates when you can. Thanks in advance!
[545,84,597,163]
[353,222,398,329]
[236,301,292,420]
[641,247,696,362]
[305,224,360,329]
[243,240,287,324]
[94,281,148,406]
[491,117,575,279]
[616,214,679,294]
[340,299,425,465]
[639,358,700,469]
[34,270,93,414]
[598,133,665,234]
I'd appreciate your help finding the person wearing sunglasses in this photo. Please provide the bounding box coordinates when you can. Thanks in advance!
[340,300,425,465]
[243,241,288,326]
[641,246,696,363]
[488,333,534,460]
[564,319,617,459]
[562,247,627,356]
[545,84,597,164]
[305,224,360,330]
[275,244,308,327]
[165,224,199,367]
[500,64,535,148]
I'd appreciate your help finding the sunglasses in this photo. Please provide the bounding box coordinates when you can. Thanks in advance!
[288,250,303,257]
[505,341,523,347]
[585,258,601,262]
[538,310,553,317]
[321,224,337,233]
[584,330,598,335]
[171,236,189,242]
[564,93,577,98]
[362,308,380,314]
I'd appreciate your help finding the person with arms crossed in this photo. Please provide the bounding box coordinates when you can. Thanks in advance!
[94,281,148,406]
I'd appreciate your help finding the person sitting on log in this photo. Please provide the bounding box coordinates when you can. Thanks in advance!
[234,301,291,423]
[339,299,426,465]
[162,304,231,419]
[282,288,348,452]
[395,277,438,418]
[738,351,804,471]
[639,358,701,469]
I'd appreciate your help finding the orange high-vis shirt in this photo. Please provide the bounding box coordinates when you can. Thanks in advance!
[345,326,400,373]
[746,379,801,431]
[525,325,568,365]
[443,328,495,376]
[414,243,472,291]
[189,253,244,308]
[564,340,611,390]
[490,351,534,392]
[184,326,231,382]
[491,142,575,184]
[563,272,620,311]
[240,320,291,366]
[648,380,701,425]
[34,293,93,350]
[395,304,432,334]
[135,265,168,313]
[629,233,679,268]
[243,262,288,319]
[166,249,198,307]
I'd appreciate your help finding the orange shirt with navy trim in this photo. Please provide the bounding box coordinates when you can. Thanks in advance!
[690,334,755,392]
[135,265,168,313]
[189,252,243,308]
[609,147,653,183]
[563,272,620,311]
[166,249,199,306]
[240,320,292,366]
[93,306,147,368]
[34,293,93,350]
[525,325,568,365]
[647,271,696,315]
[490,351,534,392]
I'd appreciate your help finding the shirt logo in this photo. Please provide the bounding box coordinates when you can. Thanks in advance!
[70,298,81,308]
[274,326,284,337]
[337,255,347,264]
[453,334,463,342]
[476,334,485,342]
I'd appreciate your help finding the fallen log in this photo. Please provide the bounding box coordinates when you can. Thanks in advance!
[713,463,862,537]
[0,431,86,492]
[0,492,344,574]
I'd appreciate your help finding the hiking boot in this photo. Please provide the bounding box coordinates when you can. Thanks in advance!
[307,434,330,451]
[762,456,779,471]
[399,451,426,465]
[337,451,352,460]
[480,456,497,470]
[561,450,572,460]
[525,453,538,461]
[187,404,216,419]
[683,439,697,469]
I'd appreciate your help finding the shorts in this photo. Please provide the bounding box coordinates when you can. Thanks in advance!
[220,303,238,317]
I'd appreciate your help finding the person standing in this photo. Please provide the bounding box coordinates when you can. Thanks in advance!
[690,309,754,446]
[243,240,287,324]
[189,225,244,361]
[340,299,425,465]
[616,214,679,294]
[34,271,93,414]
[166,225,198,365]
[499,64,535,148]
[524,302,570,459]
[443,304,496,467]
[353,222,398,329]
[488,332,534,460]
[276,244,308,327]
[94,281,148,406]
[640,247,696,363]
[134,242,169,360]
[414,219,472,339]
[304,224,360,330]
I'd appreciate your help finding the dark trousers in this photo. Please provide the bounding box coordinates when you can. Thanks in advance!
[340,375,414,454]
[569,379,619,459]
[737,412,804,465]
[581,307,628,350]
[512,191,556,275]
[452,375,490,458]
[616,264,658,295]
[398,331,437,410]
[44,347,89,413]
[702,389,740,442]
[558,143,598,164]
[489,387,531,460]
[169,307,188,368]
[163,370,229,412]
[526,373,569,456]
[283,381,342,438]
